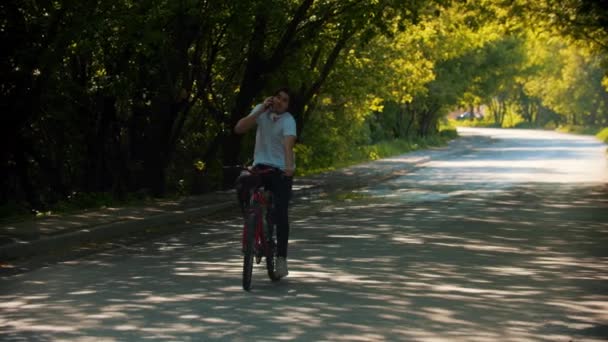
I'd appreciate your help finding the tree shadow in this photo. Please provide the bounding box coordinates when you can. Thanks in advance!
[1,183,607,341]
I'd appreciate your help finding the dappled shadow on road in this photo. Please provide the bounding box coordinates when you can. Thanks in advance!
[1,184,607,341]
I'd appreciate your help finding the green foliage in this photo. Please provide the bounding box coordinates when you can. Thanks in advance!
[556,125,606,136]
[449,118,500,128]
[523,37,608,126]
[597,128,608,144]
[439,128,459,140]
[3,0,608,219]
[297,133,455,177]
[53,193,116,212]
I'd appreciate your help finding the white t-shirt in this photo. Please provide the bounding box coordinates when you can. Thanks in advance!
[249,103,297,170]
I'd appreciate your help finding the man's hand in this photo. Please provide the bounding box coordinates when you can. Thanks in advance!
[283,135,296,177]
[262,96,274,112]
[235,97,273,134]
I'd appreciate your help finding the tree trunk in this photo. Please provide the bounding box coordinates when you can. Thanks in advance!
[396,105,404,138]
[14,144,42,210]
[468,104,474,121]
[222,10,269,186]
[404,103,415,139]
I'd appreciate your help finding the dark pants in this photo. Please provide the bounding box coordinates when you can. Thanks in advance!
[236,165,293,257]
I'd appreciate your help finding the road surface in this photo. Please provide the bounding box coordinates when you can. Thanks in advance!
[1,128,607,341]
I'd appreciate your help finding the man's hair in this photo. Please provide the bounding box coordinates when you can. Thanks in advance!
[274,87,291,100]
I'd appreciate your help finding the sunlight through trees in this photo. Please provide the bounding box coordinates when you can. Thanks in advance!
[2,0,606,212]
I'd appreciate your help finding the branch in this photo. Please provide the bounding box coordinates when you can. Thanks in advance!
[304,26,355,102]
[266,0,315,69]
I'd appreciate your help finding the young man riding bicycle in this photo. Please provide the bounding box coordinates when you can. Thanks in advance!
[234,88,296,278]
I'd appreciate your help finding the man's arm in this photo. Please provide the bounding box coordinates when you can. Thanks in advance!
[284,135,296,177]
[234,97,273,134]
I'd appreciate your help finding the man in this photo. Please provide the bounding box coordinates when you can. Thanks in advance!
[234,88,296,277]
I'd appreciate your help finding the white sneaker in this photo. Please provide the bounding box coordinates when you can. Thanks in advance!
[276,257,289,278]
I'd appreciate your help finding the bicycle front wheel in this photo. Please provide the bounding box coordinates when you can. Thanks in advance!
[266,237,280,282]
[242,212,256,291]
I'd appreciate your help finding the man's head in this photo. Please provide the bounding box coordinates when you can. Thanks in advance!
[271,87,291,114]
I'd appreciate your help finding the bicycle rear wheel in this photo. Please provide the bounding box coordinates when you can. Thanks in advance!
[242,212,256,291]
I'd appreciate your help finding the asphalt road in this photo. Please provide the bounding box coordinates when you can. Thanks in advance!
[1,128,607,341]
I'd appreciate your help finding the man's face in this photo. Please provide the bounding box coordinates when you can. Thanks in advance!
[272,91,290,114]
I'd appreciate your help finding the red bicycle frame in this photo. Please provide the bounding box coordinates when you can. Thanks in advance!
[242,180,273,256]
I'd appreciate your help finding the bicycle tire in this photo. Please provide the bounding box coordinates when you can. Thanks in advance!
[266,235,280,282]
[242,212,256,291]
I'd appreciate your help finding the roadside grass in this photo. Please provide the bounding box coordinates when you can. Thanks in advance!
[555,125,608,143]
[597,127,608,143]
[449,118,499,128]
[297,129,457,177]
[0,191,158,224]
[551,125,608,151]
[0,202,31,223]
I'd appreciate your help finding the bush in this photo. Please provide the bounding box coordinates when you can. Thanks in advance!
[556,125,600,135]
[513,122,537,129]
[448,118,499,128]
[0,201,31,222]
[440,128,458,139]
[297,133,457,176]
[501,112,525,128]
[54,192,116,212]
[543,121,557,130]
[597,127,608,144]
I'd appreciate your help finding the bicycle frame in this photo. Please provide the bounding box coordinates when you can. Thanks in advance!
[242,189,273,255]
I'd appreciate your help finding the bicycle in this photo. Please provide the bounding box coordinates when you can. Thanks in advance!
[235,166,282,291]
